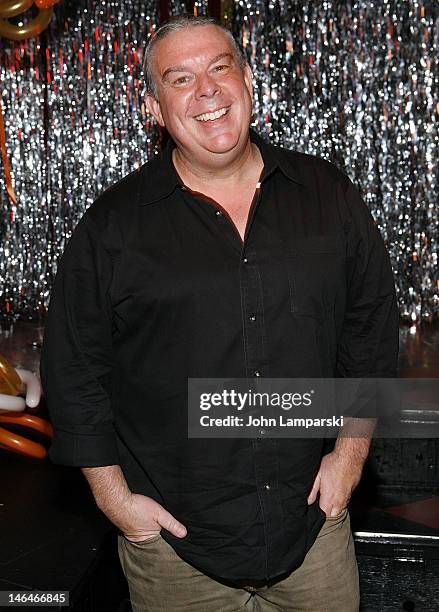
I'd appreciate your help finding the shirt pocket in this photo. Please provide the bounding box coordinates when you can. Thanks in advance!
[287,235,344,321]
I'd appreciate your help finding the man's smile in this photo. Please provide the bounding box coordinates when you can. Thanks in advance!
[194,106,230,122]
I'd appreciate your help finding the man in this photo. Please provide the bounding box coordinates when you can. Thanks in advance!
[40,14,399,612]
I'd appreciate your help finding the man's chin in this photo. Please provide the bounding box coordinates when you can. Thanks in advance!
[197,131,243,155]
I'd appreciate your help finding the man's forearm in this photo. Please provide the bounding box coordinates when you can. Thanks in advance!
[81,465,131,523]
[334,417,376,467]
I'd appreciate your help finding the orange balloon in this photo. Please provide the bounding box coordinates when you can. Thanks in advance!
[0,413,53,459]
[0,413,53,436]
[0,426,47,459]
[0,6,53,41]
[34,0,60,8]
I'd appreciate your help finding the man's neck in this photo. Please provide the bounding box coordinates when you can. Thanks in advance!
[171,139,263,194]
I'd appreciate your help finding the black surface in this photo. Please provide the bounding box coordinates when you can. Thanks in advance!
[0,450,129,611]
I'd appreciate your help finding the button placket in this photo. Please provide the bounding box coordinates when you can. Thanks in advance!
[240,250,267,379]
[252,438,283,579]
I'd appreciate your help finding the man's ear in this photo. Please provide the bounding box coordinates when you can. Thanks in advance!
[243,63,253,102]
[145,93,165,127]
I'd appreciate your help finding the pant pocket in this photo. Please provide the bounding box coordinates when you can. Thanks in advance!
[325,507,348,521]
[121,533,162,546]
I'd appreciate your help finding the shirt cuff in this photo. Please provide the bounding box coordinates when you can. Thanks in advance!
[48,428,120,467]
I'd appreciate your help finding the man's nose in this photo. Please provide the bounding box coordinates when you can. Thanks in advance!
[195,73,220,98]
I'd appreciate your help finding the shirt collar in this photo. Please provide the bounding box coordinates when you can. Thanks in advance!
[138,128,306,206]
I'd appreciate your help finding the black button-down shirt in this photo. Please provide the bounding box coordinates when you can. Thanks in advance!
[40,129,399,582]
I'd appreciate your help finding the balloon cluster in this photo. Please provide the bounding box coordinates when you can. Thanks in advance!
[0,0,61,41]
[0,355,52,459]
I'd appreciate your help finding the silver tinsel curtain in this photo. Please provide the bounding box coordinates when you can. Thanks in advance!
[0,0,437,324]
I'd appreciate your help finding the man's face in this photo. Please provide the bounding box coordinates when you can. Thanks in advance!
[145,25,253,160]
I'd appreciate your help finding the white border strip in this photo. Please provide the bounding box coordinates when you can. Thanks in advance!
[354,531,439,541]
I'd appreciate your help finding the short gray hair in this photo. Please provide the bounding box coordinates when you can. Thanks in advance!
[143,14,247,100]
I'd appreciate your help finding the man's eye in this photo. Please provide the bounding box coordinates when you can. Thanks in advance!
[213,64,229,72]
[173,76,190,86]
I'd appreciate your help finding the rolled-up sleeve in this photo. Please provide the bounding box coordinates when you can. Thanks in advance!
[335,177,399,397]
[40,211,119,467]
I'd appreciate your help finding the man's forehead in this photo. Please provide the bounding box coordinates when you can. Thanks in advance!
[153,26,235,73]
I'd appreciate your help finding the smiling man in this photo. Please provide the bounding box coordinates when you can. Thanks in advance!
[144,18,264,242]
[40,14,399,612]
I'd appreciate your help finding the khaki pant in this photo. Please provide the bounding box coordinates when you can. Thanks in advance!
[118,508,360,611]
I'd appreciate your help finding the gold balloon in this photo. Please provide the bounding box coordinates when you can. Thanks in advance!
[0,355,25,396]
[0,6,53,41]
[0,0,33,19]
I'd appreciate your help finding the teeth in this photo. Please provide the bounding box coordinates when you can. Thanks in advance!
[195,107,228,122]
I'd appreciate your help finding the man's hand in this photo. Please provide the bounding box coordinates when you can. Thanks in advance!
[81,465,187,543]
[116,493,187,542]
[307,417,375,517]
[306,450,364,517]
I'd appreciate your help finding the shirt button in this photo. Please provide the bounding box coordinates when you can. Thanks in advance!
[215,210,222,217]
[260,429,266,435]
[243,257,248,264]
[253,370,262,377]
[264,483,271,491]
[249,315,256,322]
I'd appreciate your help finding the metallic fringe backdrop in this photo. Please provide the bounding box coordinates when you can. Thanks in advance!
[0,0,437,325]
[233,0,438,325]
